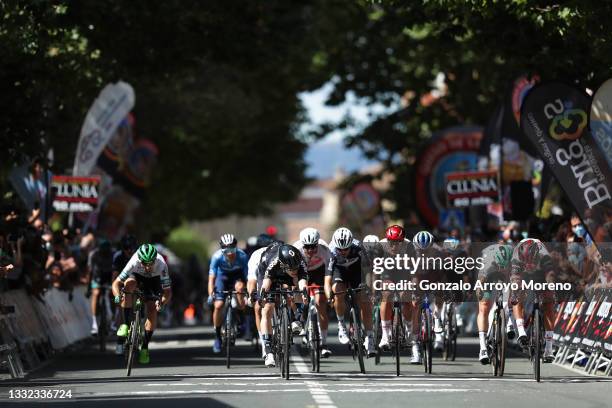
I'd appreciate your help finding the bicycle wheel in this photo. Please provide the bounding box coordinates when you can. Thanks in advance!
[498,308,507,376]
[449,304,457,361]
[373,306,381,365]
[281,306,291,380]
[532,308,541,382]
[98,297,107,352]
[421,308,432,374]
[225,305,232,369]
[492,308,501,376]
[393,307,402,376]
[126,309,140,377]
[350,306,365,374]
[309,307,320,373]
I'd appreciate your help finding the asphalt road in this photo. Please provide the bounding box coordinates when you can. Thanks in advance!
[1,324,610,408]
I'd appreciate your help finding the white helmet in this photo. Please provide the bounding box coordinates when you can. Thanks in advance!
[299,227,320,246]
[363,235,379,243]
[219,233,237,248]
[413,230,434,250]
[332,227,353,250]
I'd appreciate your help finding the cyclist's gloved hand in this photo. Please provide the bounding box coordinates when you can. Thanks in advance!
[114,295,121,304]
[207,294,214,306]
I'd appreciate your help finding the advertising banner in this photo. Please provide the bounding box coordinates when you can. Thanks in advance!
[339,180,385,237]
[445,169,499,207]
[520,82,612,251]
[415,126,482,227]
[73,81,135,176]
[590,78,612,169]
[51,175,100,213]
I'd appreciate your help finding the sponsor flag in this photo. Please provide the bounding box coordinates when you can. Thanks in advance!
[520,82,612,256]
[73,82,135,176]
[589,78,612,170]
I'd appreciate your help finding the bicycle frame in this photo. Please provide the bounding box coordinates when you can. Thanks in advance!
[333,286,366,374]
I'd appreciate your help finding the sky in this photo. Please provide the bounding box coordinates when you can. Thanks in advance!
[299,82,395,179]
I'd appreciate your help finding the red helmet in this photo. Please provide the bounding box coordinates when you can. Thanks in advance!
[517,238,540,267]
[385,224,406,242]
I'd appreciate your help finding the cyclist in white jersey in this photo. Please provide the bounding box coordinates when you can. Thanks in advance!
[112,244,172,365]
[293,227,333,358]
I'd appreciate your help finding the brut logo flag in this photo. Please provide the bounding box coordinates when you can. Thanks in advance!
[590,78,612,169]
[73,81,135,176]
[520,82,612,248]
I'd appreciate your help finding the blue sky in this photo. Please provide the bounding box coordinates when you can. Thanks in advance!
[299,82,396,179]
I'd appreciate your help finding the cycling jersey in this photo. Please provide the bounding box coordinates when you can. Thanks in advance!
[327,240,366,289]
[478,244,511,281]
[208,248,248,280]
[511,239,553,277]
[118,252,171,289]
[88,248,114,286]
[247,246,267,281]
[292,239,331,271]
[256,242,307,289]
[112,250,131,273]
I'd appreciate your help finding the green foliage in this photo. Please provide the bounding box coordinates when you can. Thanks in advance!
[313,0,612,221]
[164,224,208,263]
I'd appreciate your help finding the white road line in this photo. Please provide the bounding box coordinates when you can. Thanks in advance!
[143,382,455,387]
[292,353,338,408]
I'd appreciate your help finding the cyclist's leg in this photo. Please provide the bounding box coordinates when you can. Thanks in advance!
[140,276,162,364]
[542,289,556,361]
[234,278,246,310]
[258,277,274,361]
[90,281,101,333]
[212,276,228,348]
[510,273,528,344]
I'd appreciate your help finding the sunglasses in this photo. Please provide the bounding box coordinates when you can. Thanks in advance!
[304,244,318,250]
[222,247,237,255]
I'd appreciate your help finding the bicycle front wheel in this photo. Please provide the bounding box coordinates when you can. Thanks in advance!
[393,307,402,376]
[225,306,232,369]
[421,308,432,374]
[498,308,507,376]
[126,310,140,377]
[308,307,321,373]
[373,306,381,365]
[350,306,365,374]
[281,307,291,380]
[532,309,541,382]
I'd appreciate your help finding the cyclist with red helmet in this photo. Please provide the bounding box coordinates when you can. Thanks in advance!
[378,225,422,361]
[510,238,556,362]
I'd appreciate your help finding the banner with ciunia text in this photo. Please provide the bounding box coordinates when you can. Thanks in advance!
[52,175,100,213]
[520,82,612,259]
[73,81,135,176]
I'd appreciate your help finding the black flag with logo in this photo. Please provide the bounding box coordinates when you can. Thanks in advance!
[520,82,612,252]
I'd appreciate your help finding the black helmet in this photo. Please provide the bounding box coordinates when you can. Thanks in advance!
[256,233,274,248]
[121,234,137,250]
[278,244,301,269]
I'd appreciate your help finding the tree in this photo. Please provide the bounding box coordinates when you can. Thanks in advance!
[312,1,612,221]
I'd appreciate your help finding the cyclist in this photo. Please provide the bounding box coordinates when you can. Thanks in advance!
[257,242,308,367]
[207,233,248,354]
[326,227,376,357]
[293,227,333,358]
[475,243,514,364]
[87,238,114,335]
[112,244,172,364]
[511,238,556,363]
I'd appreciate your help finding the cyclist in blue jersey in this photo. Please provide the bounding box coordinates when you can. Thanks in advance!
[207,233,248,353]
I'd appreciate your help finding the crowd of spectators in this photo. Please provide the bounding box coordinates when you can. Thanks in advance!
[0,200,94,297]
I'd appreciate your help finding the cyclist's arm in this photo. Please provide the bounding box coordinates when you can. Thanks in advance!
[112,254,136,297]
[208,255,219,296]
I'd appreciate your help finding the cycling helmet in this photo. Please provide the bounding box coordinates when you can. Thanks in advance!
[332,227,353,250]
[278,244,301,269]
[299,228,320,246]
[121,234,137,250]
[219,233,237,248]
[256,233,274,248]
[363,235,380,243]
[137,244,157,264]
[443,237,460,252]
[494,244,513,269]
[413,230,434,250]
[385,225,406,242]
[517,238,540,267]
[98,238,112,253]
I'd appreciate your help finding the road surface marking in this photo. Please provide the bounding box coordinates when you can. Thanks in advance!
[292,352,338,408]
